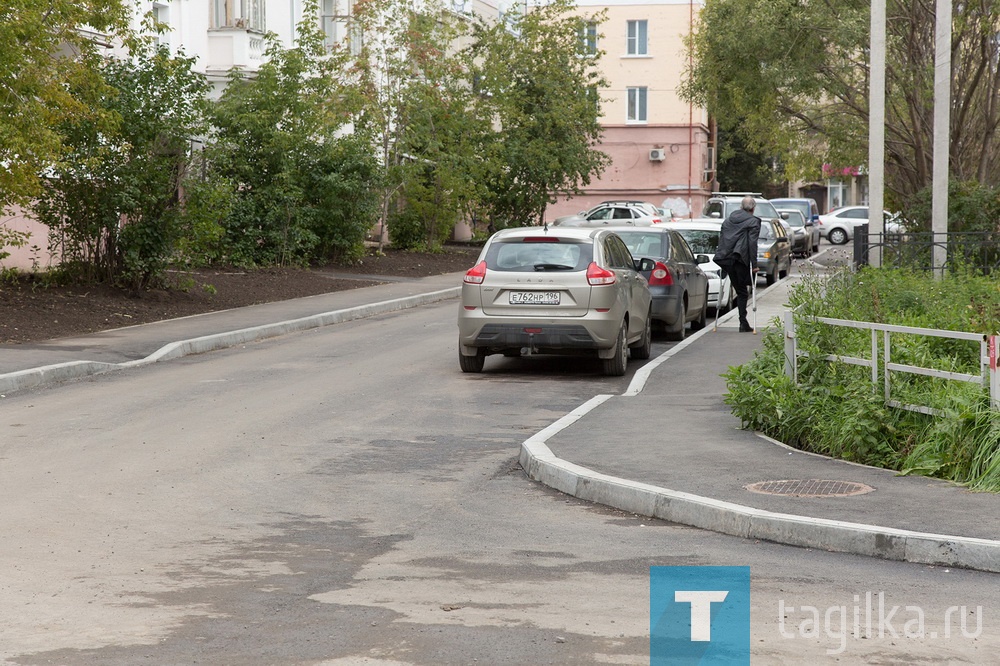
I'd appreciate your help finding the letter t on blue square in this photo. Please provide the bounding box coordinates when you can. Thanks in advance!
[650,566,750,665]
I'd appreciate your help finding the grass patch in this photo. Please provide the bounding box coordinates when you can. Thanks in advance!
[725,267,1000,491]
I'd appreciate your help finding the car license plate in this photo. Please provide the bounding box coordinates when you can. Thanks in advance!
[509,291,560,305]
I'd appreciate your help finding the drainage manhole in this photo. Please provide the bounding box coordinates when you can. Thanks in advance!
[745,479,875,498]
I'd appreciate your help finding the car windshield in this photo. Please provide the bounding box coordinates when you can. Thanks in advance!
[754,201,779,219]
[675,229,719,254]
[779,212,806,227]
[486,239,591,272]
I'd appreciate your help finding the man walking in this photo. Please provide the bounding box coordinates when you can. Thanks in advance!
[713,196,761,332]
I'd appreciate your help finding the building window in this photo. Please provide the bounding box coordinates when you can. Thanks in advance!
[626,20,647,56]
[321,0,361,55]
[213,0,265,31]
[579,20,598,56]
[627,86,647,122]
[152,2,169,47]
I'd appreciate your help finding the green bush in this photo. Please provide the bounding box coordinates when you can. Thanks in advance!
[726,268,1000,491]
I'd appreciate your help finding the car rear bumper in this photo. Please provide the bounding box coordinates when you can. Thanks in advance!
[458,312,622,350]
[463,323,599,350]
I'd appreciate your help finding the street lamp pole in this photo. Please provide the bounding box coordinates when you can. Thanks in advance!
[867,0,886,268]
[932,0,952,277]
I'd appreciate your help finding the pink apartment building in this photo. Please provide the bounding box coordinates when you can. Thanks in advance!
[546,0,712,222]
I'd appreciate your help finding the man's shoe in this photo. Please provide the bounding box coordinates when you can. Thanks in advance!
[739,321,753,332]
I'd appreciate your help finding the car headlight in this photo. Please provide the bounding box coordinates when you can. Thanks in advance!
[761,251,771,259]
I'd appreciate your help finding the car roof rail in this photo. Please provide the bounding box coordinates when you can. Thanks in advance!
[712,191,763,197]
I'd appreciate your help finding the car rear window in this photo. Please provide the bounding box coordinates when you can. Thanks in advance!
[485,239,593,272]
[676,229,719,254]
[618,232,666,259]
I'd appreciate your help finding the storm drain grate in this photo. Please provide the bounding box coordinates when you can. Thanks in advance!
[744,479,875,498]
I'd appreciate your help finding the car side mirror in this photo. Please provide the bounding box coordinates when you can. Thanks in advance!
[695,254,711,264]
[636,257,656,272]
[804,221,814,227]
[780,211,789,219]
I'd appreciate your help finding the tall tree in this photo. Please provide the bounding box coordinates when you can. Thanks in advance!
[682,0,1000,202]
[33,40,209,288]
[467,0,610,227]
[348,0,481,250]
[0,0,133,211]
[208,4,377,265]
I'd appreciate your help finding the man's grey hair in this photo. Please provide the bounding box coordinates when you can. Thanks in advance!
[741,196,756,212]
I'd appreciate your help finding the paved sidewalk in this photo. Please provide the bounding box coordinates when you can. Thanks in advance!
[0,273,460,394]
[521,277,1000,573]
[3,268,999,572]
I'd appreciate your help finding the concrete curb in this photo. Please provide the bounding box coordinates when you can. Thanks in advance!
[0,287,460,395]
[518,279,1000,573]
[519,423,1000,574]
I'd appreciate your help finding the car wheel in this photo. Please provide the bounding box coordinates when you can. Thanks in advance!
[664,297,686,342]
[602,320,628,376]
[629,310,652,360]
[459,348,486,373]
[829,228,848,245]
[690,295,708,331]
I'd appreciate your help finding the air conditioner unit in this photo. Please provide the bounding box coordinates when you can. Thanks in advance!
[649,148,666,162]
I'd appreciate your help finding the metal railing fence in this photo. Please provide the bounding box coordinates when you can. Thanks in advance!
[853,228,1000,273]
[784,311,999,416]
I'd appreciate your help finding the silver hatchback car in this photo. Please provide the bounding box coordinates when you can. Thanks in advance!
[457,226,654,376]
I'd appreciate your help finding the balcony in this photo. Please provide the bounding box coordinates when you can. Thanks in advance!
[206,26,266,78]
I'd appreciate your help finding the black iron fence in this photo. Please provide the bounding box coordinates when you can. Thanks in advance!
[853,226,1000,274]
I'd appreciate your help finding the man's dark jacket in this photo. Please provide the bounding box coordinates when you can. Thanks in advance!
[713,209,761,269]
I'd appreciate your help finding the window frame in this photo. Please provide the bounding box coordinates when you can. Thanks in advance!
[626,20,648,56]
[626,86,648,123]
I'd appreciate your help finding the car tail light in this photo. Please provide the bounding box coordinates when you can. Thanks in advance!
[464,261,487,284]
[586,262,616,285]
[647,261,674,286]
[651,216,662,224]
[522,237,561,243]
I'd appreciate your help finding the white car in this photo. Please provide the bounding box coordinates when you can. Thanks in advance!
[818,206,904,245]
[660,218,735,313]
[554,201,663,227]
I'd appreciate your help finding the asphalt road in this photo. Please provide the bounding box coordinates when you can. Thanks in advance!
[1,249,997,664]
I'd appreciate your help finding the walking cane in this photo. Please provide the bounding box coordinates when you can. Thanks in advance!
[750,264,757,334]
[713,273,723,332]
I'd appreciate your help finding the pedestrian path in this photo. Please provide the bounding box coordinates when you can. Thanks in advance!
[521,276,1000,573]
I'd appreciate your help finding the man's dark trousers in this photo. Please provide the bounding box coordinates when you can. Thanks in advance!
[721,259,753,330]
